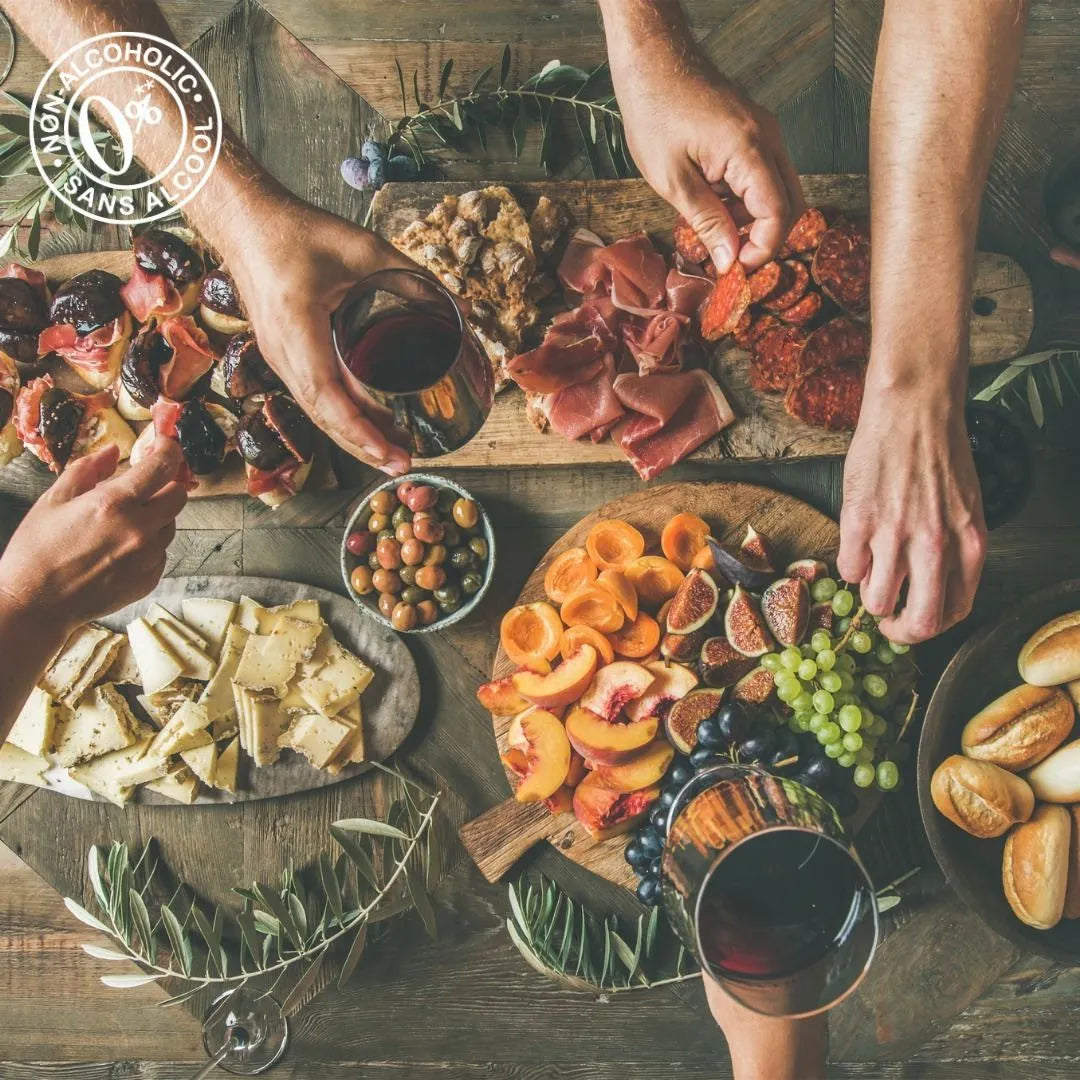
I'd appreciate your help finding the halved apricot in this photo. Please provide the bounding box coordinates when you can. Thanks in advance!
[500,602,564,667]
[560,586,625,634]
[625,556,685,610]
[511,644,599,708]
[585,519,646,572]
[544,547,598,604]
[607,611,661,659]
[561,624,616,666]
[596,569,638,622]
[691,544,717,571]
[661,512,710,572]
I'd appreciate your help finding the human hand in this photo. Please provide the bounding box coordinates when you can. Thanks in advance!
[0,439,187,634]
[216,192,422,476]
[839,382,987,644]
[608,33,804,273]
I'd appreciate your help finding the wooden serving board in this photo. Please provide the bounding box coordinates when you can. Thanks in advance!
[459,480,840,890]
[34,575,420,805]
[372,177,1034,468]
[0,250,336,499]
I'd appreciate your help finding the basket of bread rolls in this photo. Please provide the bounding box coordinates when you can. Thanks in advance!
[918,581,1080,959]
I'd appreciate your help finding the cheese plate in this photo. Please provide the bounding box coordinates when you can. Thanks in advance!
[20,575,420,805]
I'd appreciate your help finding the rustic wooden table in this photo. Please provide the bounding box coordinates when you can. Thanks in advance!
[2,1,1080,1076]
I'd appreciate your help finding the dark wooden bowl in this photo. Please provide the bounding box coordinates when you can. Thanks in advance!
[917,578,1080,961]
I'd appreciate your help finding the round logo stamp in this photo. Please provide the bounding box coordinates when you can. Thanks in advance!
[29,32,222,227]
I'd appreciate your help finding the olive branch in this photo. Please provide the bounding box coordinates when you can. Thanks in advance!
[971,348,1080,433]
[65,764,440,1014]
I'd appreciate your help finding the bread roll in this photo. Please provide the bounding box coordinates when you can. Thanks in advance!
[961,684,1074,771]
[1019,612,1080,686]
[1003,803,1071,929]
[1026,741,1080,802]
[1065,806,1080,919]
[931,755,1034,837]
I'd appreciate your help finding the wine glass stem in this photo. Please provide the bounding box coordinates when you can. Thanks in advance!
[190,1035,240,1080]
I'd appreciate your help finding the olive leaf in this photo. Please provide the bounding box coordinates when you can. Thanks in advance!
[972,349,1080,442]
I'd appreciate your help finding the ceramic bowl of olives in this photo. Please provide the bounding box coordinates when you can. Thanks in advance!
[340,473,495,633]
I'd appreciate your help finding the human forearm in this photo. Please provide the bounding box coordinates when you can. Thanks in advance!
[0,589,69,741]
[869,0,1027,395]
[597,0,694,60]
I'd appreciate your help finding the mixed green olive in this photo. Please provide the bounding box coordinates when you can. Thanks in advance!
[345,480,489,630]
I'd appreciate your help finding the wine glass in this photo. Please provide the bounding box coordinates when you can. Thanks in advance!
[190,987,289,1077]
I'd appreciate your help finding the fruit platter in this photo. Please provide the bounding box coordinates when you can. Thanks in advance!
[463,481,920,895]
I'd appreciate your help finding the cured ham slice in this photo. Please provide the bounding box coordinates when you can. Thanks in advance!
[665,259,713,318]
[542,353,624,442]
[12,375,52,467]
[38,316,126,379]
[613,369,735,481]
[157,317,215,399]
[557,228,608,295]
[0,263,48,296]
[598,233,668,317]
[622,311,688,376]
[120,262,183,323]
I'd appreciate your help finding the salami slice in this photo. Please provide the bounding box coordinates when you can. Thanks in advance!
[732,310,752,339]
[747,261,783,303]
[673,217,710,264]
[812,221,870,314]
[776,289,823,327]
[762,259,810,313]
[798,317,869,376]
[784,362,865,430]
[785,208,829,254]
[749,325,807,392]
[700,262,752,341]
[734,313,780,349]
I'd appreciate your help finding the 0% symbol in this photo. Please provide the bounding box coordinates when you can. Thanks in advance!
[124,94,162,133]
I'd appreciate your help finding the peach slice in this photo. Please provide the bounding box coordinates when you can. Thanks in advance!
[503,709,571,803]
[573,771,660,839]
[565,706,659,765]
[624,660,699,722]
[543,786,576,815]
[565,750,588,789]
[477,674,532,716]
[511,645,598,708]
[579,660,656,722]
[596,569,639,622]
[591,740,675,793]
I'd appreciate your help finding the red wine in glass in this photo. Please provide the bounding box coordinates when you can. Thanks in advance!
[332,269,493,458]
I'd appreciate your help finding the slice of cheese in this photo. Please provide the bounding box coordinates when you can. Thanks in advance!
[256,599,321,634]
[198,624,249,723]
[233,685,254,754]
[39,624,113,700]
[52,684,138,767]
[140,680,203,728]
[0,743,49,787]
[149,699,213,758]
[279,712,354,770]
[181,598,237,658]
[145,762,199,804]
[236,595,267,633]
[72,772,133,807]
[104,638,141,685]
[180,740,218,785]
[61,632,124,707]
[151,621,216,682]
[296,640,373,716]
[146,603,210,651]
[127,618,184,695]
[233,633,304,697]
[69,732,166,790]
[250,695,289,767]
[213,737,239,792]
[7,687,57,757]
[326,699,366,775]
[211,716,239,741]
[272,616,324,662]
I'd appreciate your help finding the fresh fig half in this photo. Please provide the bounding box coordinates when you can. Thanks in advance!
[661,626,709,664]
[808,602,835,632]
[699,635,757,688]
[731,665,775,705]
[761,577,810,647]
[706,533,774,590]
[666,687,727,755]
[665,567,719,634]
[724,584,776,658]
[786,558,828,584]
[740,525,776,571]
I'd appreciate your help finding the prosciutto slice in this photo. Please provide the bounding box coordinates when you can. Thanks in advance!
[157,317,215,399]
[37,316,125,378]
[665,259,713,317]
[557,228,608,295]
[120,262,183,323]
[598,233,668,317]
[542,353,624,442]
[12,375,52,468]
[129,395,196,488]
[613,369,735,480]
[622,311,688,376]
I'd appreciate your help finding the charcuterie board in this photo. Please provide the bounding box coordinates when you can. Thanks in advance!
[373,177,1034,468]
[29,575,419,805]
[458,480,840,890]
[0,250,336,500]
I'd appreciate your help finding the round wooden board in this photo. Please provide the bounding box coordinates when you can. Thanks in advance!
[489,481,840,888]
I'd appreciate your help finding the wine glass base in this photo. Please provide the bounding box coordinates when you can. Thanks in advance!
[202,988,289,1075]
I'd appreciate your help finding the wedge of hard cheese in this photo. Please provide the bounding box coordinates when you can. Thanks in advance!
[198,623,250,723]
[145,761,199,804]
[296,638,373,716]
[146,603,210,651]
[149,700,213,758]
[150,619,216,681]
[213,736,239,792]
[40,623,123,707]
[0,743,49,787]
[52,684,140,767]
[7,686,59,757]
[233,617,323,697]
[181,597,237,658]
[326,699,366,775]
[127,618,184,695]
[69,730,166,797]
[180,740,218,785]
[279,712,354,770]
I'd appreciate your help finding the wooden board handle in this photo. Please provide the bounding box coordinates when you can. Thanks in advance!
[459,799,562,883]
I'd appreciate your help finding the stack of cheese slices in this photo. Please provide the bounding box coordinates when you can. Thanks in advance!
[0,595,373,805]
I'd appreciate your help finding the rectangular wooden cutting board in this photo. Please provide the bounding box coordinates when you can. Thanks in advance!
[372,177,1034,468]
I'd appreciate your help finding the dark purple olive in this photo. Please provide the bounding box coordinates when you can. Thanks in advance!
[0,387,12,430]
[175,399,227,474]
[38,386,82,468]
[237,408,291,471]
[121,325,171,408]
[0,328,41,365]
[133,229,203,285]
[0,278,48,330]
[263,392,314,464]
[221,332,281,398]
[198,269,244,317]
[49,270,125,334]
